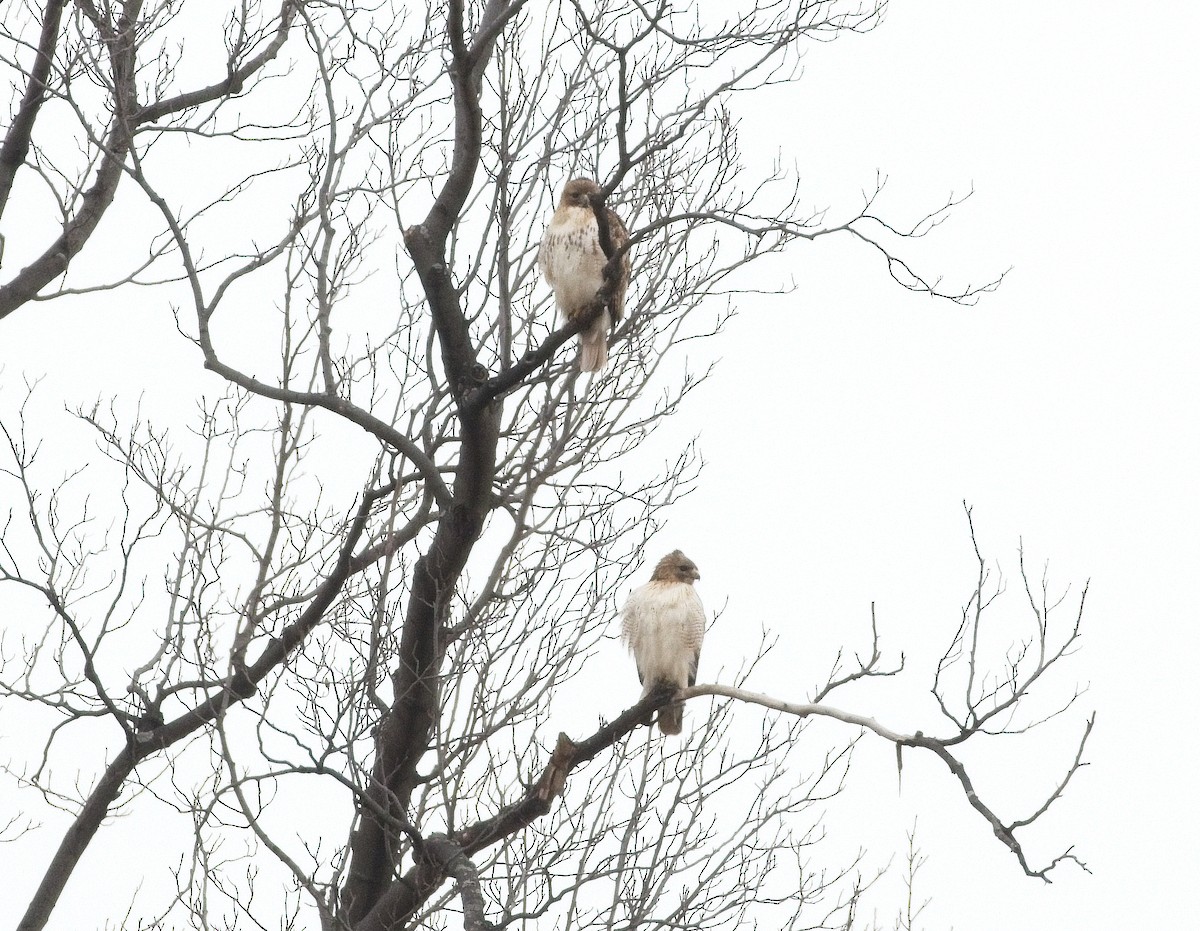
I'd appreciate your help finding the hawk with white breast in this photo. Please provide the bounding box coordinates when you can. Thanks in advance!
[620,550,705,735]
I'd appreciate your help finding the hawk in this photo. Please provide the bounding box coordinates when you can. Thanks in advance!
[620,550,705,735]
[538,177,631,372]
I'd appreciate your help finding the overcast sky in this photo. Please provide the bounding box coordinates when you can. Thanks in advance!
[649,3,1199,928]
[2,2,1197,930]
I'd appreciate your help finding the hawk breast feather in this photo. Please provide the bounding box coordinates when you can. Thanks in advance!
[538,205,630,322]
[539,208,609,316]
[620,580,705,696]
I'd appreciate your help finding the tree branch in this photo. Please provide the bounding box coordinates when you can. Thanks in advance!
[421,837,492,931]
[352,694,670,930]
[0,1,298,322]
[682,682,1091,882]
[15,476,387,931]
[0,0,66,221]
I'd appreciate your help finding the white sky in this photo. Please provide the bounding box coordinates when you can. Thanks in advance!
[2,2,1198,930]
[648,3,1200,928]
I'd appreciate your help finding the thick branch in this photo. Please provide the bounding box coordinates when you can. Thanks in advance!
[422,837,492,931]
[134,1,297,124]
[338,5,517,924]
[424,0,528,246]
[0,0,65,220]
[352,695,671,930]
[0,116,129,321]
[16,750,137,931]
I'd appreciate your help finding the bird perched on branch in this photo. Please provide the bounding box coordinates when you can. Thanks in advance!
[538,177,631,372]
[620,550,705,735]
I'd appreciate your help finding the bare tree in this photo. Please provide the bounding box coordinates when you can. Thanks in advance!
[0,3,1086,931]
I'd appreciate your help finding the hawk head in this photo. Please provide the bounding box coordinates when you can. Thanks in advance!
[650,549,700,584]
[560,176,600,208]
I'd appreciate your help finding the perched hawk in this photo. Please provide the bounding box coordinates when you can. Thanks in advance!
[538,177,631,372]
[620,550,705,735]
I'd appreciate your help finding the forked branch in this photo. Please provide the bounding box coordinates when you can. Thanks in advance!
[679,683,1092,882]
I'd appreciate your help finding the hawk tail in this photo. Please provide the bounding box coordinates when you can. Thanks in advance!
[657,702,683,735]
[578,312,610,372]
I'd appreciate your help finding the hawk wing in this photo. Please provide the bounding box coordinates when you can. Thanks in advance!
[603,205,631,322]
[683,585,705,687]
[620,594,646,685]
[537,227,565,289]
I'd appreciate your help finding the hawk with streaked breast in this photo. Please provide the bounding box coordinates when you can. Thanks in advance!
[538,177,631,372]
